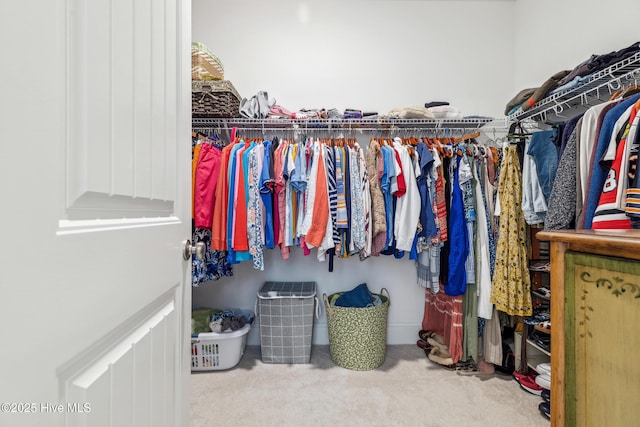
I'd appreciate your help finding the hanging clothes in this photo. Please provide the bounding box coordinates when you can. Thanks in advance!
[490,145,532,317]
[392,138,421,252]
[474,152,494,320]
[445,155,469,296]
[592,98,640,229]
[365,139,387,256]
[192,227,233,286]
[422,289,464,364]
[545,121,580,230]
[191,134,233,286]
[192,143,203,218]
[584,94,640,228]
[194,142,222,229]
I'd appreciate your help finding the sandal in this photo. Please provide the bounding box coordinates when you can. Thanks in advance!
[533,287,551,298]
[416,339,434,352]
[534,321,551,334]
[427,347,456,370]
[427,337,450,356]
[419,330,446,346]
[456,364,494,377]
[418,329,435,341]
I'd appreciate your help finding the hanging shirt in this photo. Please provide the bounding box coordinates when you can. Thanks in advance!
[225,142,246,263]
[357,144,372,259]
[272,141,282,246]
[194,143,222,229]
[232,143,255,261]
[299,140,320,236]
[392,138,421,252]
[192,143,203,219]
[211,143,235,250]
[248,144,265,270]
[342,146,352,254]
[260,140,275,249]
[584,94,640,228]
[592,102,638,229]
[349,144,366,253]
[325,144,339,246]
[365,139,387,255]
[446,155,469,296]
[474,154,493,319]
[391,148,407,197]
[416,141,437,241]
[335,147,348,229]
[306,144,329,248]
[275,140,289,258]
[521,140,548,225]
[283,142,298,248]
[317,144,336,261]
[380,145,396,249]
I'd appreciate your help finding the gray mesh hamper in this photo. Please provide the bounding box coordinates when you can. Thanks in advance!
[257,281,319,363]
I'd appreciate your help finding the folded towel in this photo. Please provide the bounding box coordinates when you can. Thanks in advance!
[427,106,463,119]
[385,105,435,120]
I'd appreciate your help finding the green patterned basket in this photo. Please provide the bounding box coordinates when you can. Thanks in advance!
[323,288,390,371]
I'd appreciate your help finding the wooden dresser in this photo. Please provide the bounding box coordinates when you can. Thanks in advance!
[536,230,640,427]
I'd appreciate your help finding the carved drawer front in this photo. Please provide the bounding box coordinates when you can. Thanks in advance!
[565,252,640,427]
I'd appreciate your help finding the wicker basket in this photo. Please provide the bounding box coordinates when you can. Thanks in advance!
[192,80,241,118]
[323,288,390,371]
[191,42,224,81]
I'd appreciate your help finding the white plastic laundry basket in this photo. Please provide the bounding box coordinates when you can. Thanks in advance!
[191,323,251,371]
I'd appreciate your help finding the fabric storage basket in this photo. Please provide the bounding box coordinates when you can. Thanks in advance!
[323,288,390,371]
[257,281,320,364]
[191,323,251,371]
[191,41,224,81]
[192,80,241,118]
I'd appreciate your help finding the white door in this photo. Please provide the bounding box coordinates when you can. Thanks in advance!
[0,1,191,426]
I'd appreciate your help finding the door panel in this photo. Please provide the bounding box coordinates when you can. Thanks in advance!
[60,293,178,427]
[66,0,178,220]
[0,0,191,426]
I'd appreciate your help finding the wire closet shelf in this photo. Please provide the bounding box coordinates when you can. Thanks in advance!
[508,51,640,123]
[191,117,507,138]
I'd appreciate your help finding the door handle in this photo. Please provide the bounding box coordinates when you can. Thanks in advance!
[183,240,206,260]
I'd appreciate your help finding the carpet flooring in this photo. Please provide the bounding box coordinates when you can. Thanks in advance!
[191,345,550,427]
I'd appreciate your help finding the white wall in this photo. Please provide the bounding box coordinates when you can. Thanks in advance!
[193,0,515,118]
[192,0,517,346]
[514,0,640,91]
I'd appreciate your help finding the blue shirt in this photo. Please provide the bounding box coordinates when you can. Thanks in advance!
[446,155,469,296]
[225,143,245,264]
[260,140,275,249]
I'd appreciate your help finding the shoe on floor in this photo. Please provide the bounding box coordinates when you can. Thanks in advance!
[419,330,446,346]
[536,362,551,376]
[541,388,550,402]
[456,364,494,377]
[532,286,551,298]
[427,337,450,356]
[535,373,551,390]
[512,370,531,382]
[518,375,543,396]
[427,347,455,369]
[538,401,550,419]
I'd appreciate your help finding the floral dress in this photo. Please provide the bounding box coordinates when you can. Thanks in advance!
[490,146,532,316]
